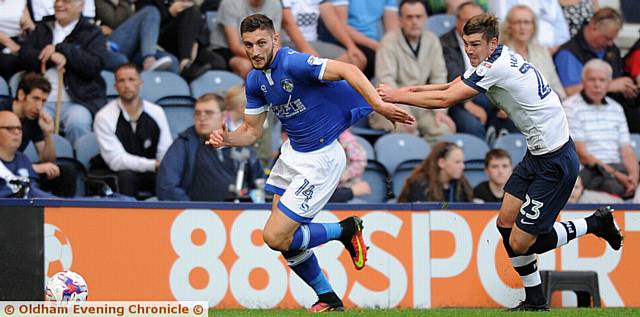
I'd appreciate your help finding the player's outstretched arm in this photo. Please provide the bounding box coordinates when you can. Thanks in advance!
[378,79,478,110]
[206,112,267,148]
[321,59,415,125]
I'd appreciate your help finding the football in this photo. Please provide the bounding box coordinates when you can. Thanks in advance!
[45,271,89,302]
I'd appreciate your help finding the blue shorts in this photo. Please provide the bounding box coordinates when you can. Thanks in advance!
[504,139,579,235]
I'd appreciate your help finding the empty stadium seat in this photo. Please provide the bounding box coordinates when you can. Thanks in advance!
[74,132,99,170]
[426,14,456,36]
[140,71,191,104]
[23,142,39,163]
[375,133,430,174]
[101,71,117,100]
[354,134,375,161]
[163,105,194,139]
[360,160,391,203]
[0,76,9,97]
[493,133,527,165]
[53,134,74,159]
[9,71,24,97]
[190,70,243,98]
[205,11,218,32]
[392,159,421,197]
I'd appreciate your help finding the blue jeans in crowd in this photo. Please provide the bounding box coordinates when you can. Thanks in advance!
[44,102,92,146]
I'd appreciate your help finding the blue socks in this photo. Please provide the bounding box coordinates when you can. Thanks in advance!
[288,223,343,251]
[284,222,343,297]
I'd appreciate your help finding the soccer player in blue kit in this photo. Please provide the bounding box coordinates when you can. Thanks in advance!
[206,14,415,312]
[378,13,623,311]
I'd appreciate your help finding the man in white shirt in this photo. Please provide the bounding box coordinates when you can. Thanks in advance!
[93,63,172,198]
[564,59,639,198]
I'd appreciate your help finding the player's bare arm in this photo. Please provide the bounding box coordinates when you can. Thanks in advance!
[321,59,415,125]
[206,112,267,148]
[378,77,478,109]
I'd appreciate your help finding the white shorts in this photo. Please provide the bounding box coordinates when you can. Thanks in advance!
[265,139,346,223]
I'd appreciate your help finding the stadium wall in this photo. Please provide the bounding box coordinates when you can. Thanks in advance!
[2,199,639,308]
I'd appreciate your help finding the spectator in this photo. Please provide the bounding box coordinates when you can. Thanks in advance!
[281,0,366,69]
[18,0,107,146]
[501,4,566,99]
[31,0,96,21]
[554,7,638,98]
[490,0,570,51]
[0,73,78,197]
[564,59,638,199]
[329,129,371,202]
[95,0,177,72]
[568,174,623,204]
[560,0,598,37]
[138,0,222,81]
[371,0,454,142]
[0,111,54,198]
[473,148,512,202]
[209,0,283,78]
[224,84,245,132]
[328,0,400,78]
[398,141,473,202]
[0,0,34,81]
[93,63,172,198]
[624,35,640,87]
[157,93,265,201]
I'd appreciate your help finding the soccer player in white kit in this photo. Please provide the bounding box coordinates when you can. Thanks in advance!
[378,13,623,311]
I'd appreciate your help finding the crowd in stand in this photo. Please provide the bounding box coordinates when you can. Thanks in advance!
[0,0,638,204]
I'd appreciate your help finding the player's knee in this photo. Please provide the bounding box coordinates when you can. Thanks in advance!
[496,216,513,229]
[509,235,530,255]
[262,230,289,252]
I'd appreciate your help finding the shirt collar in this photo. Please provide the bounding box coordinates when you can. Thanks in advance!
[580,90,608,105]
[117,98,144,122]
[54,19,79,36]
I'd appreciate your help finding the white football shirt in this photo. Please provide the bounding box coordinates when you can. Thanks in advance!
[462,45,569,155]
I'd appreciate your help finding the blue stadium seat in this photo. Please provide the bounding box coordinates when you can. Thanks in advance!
[375,133,431,174]
[0,76,9,97]
[465,170,488,188]
[163,105,194,139]
[493,133,527,165]
[74,132,99,170]
[392,159,421,197]
[426,14,456,37]
[101,71,117,100]
[205,11,218,32]
[354,134,375,161]
[190,70,244,98]
[360,160,391,203]
[439,133,490,162]
[23,142,39,163]
[9,71,24,97]
[140,71,191,104]
[630,133,640,159]
[351,116,385,136]
[53,134,74,159]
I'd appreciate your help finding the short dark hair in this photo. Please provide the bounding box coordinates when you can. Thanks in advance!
[484,149,511,167]
[114,63,140,77]
[399,0,426,15]
[463,13,499,42]
[16,72,51,99]
[240,14,275,35]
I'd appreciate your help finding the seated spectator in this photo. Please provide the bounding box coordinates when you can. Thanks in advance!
[501,4,566,99]
[0,0,34,81]
[31,0,96,21]
[0,73,78,197]
[329,129,370,202]
[624,35,640,88]
[18,0,107,146]
[95,0,177,72]
[559,0,598,37]
[209,0,283,78]
[328,0,400,78]
[568,175,623,204]
[138,0,224,80]
[157,93,265,201]
[92,63,172,198]
[473,149,512,202]
[0,111,54,198]
[564,59,638,199]
[491,0,570,51]
[398,141,473,202]
[441,1,516,142]
[371,0,454,142]
[554,7,638,99]
[281,0,366,70]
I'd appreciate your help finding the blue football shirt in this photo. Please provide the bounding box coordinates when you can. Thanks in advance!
[245,47,373,152]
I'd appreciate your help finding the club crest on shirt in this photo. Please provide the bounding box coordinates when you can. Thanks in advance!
[281,78,294,93]
[260,84,267,94]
